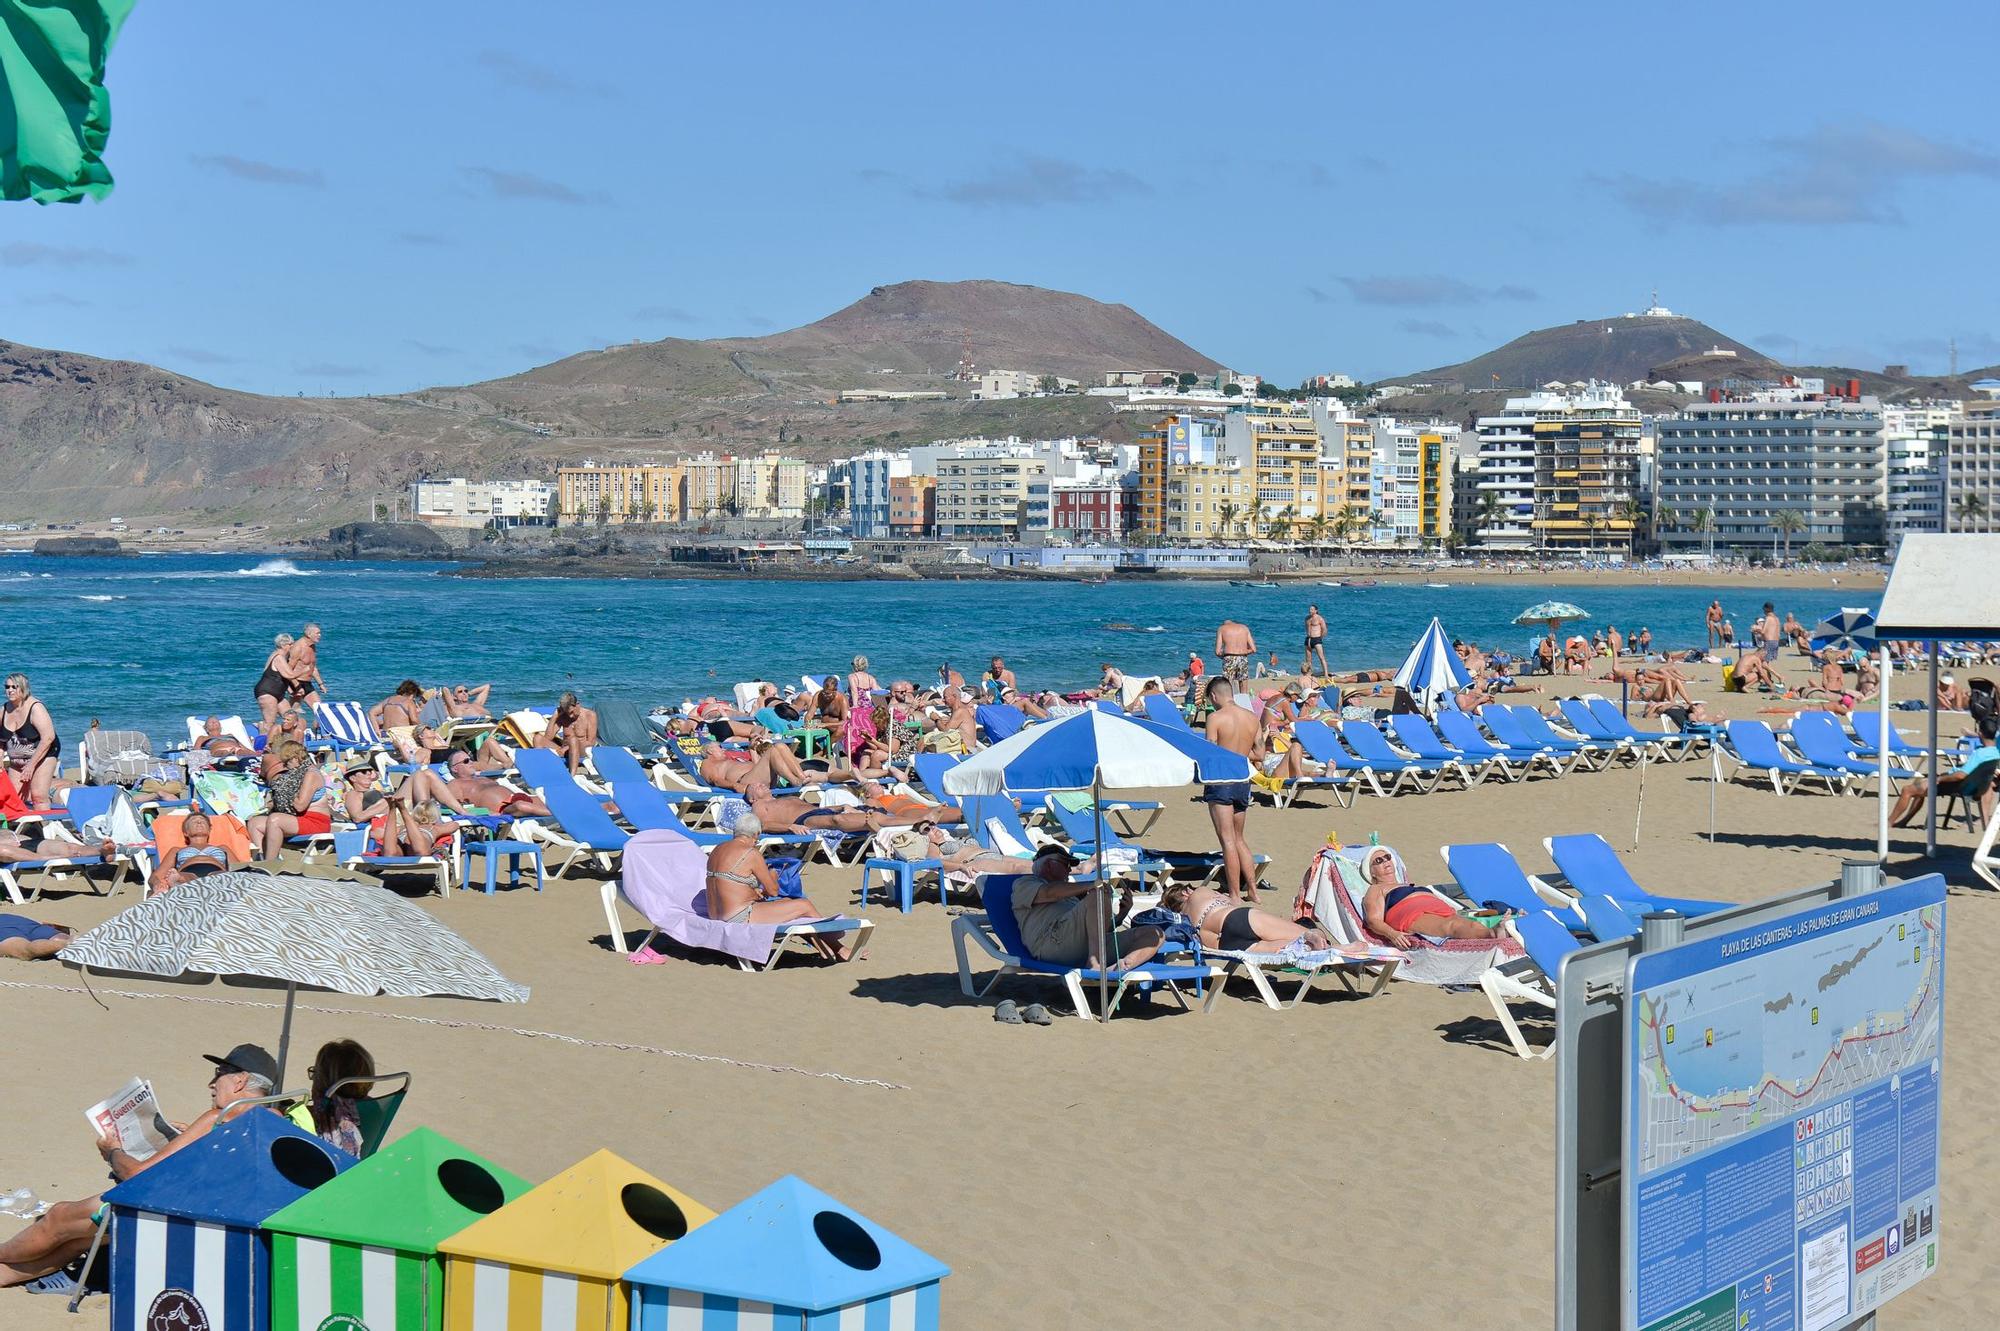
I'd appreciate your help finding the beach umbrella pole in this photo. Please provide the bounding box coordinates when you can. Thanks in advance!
[1926,652,1939,858]
[1878,645,1891,864]
[1094,775,1110,1022]
[276,981,297,1088]
[1708,745,1718,842]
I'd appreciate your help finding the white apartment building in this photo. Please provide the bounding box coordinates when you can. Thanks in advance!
[1945,402,2000,534]
[1882,403,1958,552]
[1370,417,1461,546]
[1656,390,1886,554]
[408,477,554,528]
[934,455,1048,539]
[975,369,1078,398]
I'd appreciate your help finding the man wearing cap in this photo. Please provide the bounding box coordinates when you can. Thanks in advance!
[1009,845,1162,971]
[0,1044,280,1292]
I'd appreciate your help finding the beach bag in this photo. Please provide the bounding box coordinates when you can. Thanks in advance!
[875,827,932,862]
[767,856,805,899]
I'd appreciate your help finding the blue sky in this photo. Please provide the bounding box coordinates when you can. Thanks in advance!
[4,1,1998,395]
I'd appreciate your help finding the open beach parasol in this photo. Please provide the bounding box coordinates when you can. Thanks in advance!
[943,709,1249,1019]
[1392,617,1470,711]
[59,870,529,1084]
[1513,600,1590,634]
[1809,607,1878,657]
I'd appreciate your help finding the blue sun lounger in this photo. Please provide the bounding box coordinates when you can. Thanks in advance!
[950,876,1221,1020]
[1291,719,1397,798]
[1388,713,1504,785]
[1471,707,1585,774]
[333,827,450,896]
[1143,693,1193,730]
[1584,698,1702,761]
[1556,699,1652,763]
[1341,719,1467,793]
[1847,711,1946,768]
[587,745,710,810]
[1441,841,1587,932]
[1787,712,1915,788]
[1433,709,1565,779]
[512,748,631,877]
[1718,719,1849,794]
[1478,910,1581,1060]
[975,703,1029,745]
[1501,705,1619,770]
[1576,893,1642,940]
[0,784,141,905]
[1541,833,1727,917]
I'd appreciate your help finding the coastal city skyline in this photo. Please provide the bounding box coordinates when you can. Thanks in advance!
[2,2,1997,396]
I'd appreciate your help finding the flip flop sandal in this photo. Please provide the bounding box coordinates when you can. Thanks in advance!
[628,944,671,966]
[993,998,1024,1024]
[1020,1003,1053,1026]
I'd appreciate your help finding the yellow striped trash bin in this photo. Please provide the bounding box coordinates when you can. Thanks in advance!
[437,1149,712,1331]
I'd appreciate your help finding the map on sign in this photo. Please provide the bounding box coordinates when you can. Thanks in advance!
[1624,878,1945,1331]
[1635,903,1941,1173]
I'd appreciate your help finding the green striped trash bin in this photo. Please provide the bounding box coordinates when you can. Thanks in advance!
[261,1127,530,1331]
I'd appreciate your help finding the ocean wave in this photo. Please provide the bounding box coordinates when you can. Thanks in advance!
[152,558,317,581]
[78,594,125,602]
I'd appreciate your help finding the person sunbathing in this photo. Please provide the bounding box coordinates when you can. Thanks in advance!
[1802,651,1847,698]
[369,680,425,749]
[439,751,547,816]
[1332,668,1395,684]
[0,826,116,868]
[1888,741,1999,827]
[535,691,599,773]
[148,813,241,894]
[741,780,887,835]
[1123,679,1166,715]
[855,777,962,825]
[700,741,816,793]
[701,815,854,961]
[445,683,492,718]
[194,716,252,759]
[0,913,70,960]
[1358,846,1503,948]
[1159,881,1369,956]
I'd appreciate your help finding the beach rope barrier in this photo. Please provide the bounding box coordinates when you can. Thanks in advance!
[0,978,910,1091]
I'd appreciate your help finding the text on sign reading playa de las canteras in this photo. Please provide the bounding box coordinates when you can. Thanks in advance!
[1720,900,1883,959]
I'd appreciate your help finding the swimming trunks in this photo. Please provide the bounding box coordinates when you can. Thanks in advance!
[1304,635,1324,649]
[1201,780,1251,810]
[0,913,62,944]
[1216,906,1261,952]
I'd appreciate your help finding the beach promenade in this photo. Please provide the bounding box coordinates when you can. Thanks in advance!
[0,657,1992,1327]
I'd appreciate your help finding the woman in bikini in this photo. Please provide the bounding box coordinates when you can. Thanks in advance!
[1159,880,1356,956]
[0,674,61,808]
[702,815,853,960]
[148,812,243,895]
[1358,846,1503,948]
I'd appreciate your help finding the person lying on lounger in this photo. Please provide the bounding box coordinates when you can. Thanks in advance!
[441,751,548,817]
[0,826,115,868]
[1358,846,1504,949]
[702,815,856,961]
[742,780,889,835]
[149,813,242,894]
[194,716,253,759]
[701,741,818,793]
[1157,881,1363,956]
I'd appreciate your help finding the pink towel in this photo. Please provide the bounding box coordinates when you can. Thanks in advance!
[618,827,779,966]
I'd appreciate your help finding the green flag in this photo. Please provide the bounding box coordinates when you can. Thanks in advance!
[1,0,137,203]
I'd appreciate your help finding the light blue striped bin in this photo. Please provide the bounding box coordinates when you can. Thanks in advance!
[623,1176,948,1330]
[101,1110,352,1331]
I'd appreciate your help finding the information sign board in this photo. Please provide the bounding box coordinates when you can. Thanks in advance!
[1623,878,1944,1331]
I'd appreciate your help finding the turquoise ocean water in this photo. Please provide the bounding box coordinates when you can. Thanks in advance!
[3,553,1875,747]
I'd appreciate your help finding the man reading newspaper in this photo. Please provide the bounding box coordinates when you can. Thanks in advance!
[0,1043,279,1296]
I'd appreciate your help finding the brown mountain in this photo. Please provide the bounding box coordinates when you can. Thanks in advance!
[1390,313,1773,391]
[0,281,1224,531]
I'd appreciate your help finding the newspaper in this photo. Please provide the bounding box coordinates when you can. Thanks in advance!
[83,1077,174,1161]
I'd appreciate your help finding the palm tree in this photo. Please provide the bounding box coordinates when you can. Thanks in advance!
[1689,507,1714,558]
[1774,509,1807,562]
[1214,500,1238,546]
[1265,508,1292,543]
[1618,498,1646,553]
[1953,492,1987,529]
[1302,513,1330,549]
[1583,512,1605,556]
[1474,491,1502,545]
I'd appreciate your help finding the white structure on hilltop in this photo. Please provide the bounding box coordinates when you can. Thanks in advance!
[408,477,554,528]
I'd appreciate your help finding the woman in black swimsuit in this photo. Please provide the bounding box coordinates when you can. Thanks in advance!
[1160,881,1337,955]
[1,673,61,808]
[253,632,301,730]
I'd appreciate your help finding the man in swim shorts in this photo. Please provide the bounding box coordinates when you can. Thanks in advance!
[1302,604,1328,676]
[1198,677,1259,902]
[1215,617,1257,686]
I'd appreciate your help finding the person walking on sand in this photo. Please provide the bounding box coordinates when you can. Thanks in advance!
[1215,618,1257,687]
[1302,604,1328,676]
[288,623,326,707]
[1198,676,1260,902]
[1705,600,1723,652]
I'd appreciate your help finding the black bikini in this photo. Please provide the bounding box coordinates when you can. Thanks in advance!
[1217,907,1261,952]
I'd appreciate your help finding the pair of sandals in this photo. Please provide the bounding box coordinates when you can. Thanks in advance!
[992,998,1053,1026]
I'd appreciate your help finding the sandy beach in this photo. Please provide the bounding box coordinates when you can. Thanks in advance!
[1,658,1991,1328]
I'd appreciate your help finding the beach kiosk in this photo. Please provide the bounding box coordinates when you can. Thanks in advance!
[100,1110,351,1331]
[262,1126,531,1331]
[436,1148,713,1331]
[623,1176,949,1330]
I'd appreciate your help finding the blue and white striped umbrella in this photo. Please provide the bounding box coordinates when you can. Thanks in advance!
[942,708,1249,796]
[1392,616,1471,702]
[1810,607,1878,655]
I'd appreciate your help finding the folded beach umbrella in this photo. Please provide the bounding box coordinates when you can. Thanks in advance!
[60,870,528,1082]
[1392,616,1470,707]
[1810,607,1879,656]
